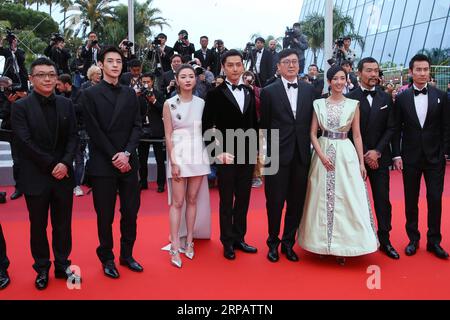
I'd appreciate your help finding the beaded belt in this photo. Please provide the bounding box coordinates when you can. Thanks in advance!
[322,130,348,140]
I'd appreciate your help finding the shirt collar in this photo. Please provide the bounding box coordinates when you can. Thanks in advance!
[34,91,56,105]
[413,83,428,91]
[281,76,298,88]
[225,78,244,87]
[101,79,121,91]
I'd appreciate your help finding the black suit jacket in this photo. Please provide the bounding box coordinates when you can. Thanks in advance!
[80,44,101,76]
[0,47,29,91]
[194,48,215,70]
[160,70,176,98]
[392,86,450,165]
[247,48,273,87]
[81,81,142,177]
[11,92,77,195]
[119,72,141,87]
[260,78,315,166]
[139,89,165,138]
[346,87,395,167]
[202,83,258,164]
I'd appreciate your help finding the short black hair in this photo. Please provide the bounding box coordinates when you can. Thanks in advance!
[175,64,195,78]
[340,60,352,67]
[327,65,347,81]
[181,55,192,63]
[30,57,57,74]
[57,73,72,85]
[171,54,182,62]
[178,29,188,35]
[277,48,299,63]
[409,54,431,70]
[216,39,224,46]
[293,22,301,28]
[157,33,167,39]
[255,37,265,43]
[128,59,142,68]
[200,36,208,40]
[98,46,123,63]
[308,64,319,71]
[87,31,96,37]
[343,36,351,40]
[141,72,155,80]
[221,49,243,66]
[357,57,379,72]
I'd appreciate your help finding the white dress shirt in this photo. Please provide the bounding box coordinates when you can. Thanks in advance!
[255,48,264,74]
[281,76,298,118]
[360,85,376,107]
[413,84,428,128]
[225,78,245,113]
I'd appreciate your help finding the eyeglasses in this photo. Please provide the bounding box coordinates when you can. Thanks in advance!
[32,73,58,79]
[280,59,299,66]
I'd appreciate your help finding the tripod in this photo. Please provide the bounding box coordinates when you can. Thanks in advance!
[244,44,262,87]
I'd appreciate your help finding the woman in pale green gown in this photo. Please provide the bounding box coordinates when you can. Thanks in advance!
[298,65,378,264]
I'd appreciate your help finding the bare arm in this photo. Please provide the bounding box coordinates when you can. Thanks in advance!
[162,101,176,165]
[351,104,367,179]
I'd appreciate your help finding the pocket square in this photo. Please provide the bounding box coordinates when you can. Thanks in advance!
[438,98,441,104]
[380,105,388,110]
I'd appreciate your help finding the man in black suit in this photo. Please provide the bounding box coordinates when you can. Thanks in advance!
[346,57,399,259]
[0,33,29,91]
[393,54,450,259]
[149,33,174,73]
[11,58,80,289]
[341,60,359,94]
[160,54,182,99]
[307,64,324,99]
[0,224,10,289]
[194,36,215,72]
[203,50,259,260]
[138,72,166,192]
[81,31,101,77]
[81,46,144,278]
[173,30,195,58]
[245,37,273,88]
[119,59,143,91]
[260,49,315,262]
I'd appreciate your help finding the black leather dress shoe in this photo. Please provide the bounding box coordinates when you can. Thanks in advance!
[0,269,10,290]
[35,271,49,290]
[103,261,120,279]
[267,248,279,262]
[140,183,148,190]
[233,241,257,253]
[157,186,164,193]
[223,246,235,260]
[281,246,299,262]
[405,241,419,256]
[55,267,82,283]
[10,189,23,200]
[120,257,144,272]
[380,244,400,259]
[427,244,449,259]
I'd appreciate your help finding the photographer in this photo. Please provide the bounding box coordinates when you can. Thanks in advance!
[44,34,71,75]
[282,22,308,74]
[243,37,273,87]
[147,33,174,73]
[81,31,101,77]
[189,58,213,99]
[0,31,29,91]
[307,64,324,99]
[119,59,143,92]
[119,38,137,75]
[70,46,85,88]
[138,72,166,192]
[211,39,228,76]
[0,76,27,200]
[332,36,356,67]
[160,54,182,99]
[194,36,215,71]
[173,30,195,59]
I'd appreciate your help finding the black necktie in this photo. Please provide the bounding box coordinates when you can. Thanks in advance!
[287,82,298,89]
[363,89,376,97]
[414,87,428,96]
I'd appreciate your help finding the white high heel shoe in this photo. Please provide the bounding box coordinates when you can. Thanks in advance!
[185,242,195,260]
[169,248,182,268]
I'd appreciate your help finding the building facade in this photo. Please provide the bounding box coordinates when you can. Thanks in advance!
[300,0,450,69]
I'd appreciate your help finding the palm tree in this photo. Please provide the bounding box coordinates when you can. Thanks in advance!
[300,9,364,65]
[418,48,449,66]
[58,0,73,31]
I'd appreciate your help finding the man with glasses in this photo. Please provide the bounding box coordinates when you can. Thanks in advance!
[260,49,315,263]
[11,58,80,290]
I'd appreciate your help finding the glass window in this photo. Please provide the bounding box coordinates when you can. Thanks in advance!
[393,26,413,66]
[318,0,325,14]
[313,0,321,13]
[368,0,384,35]
[401,0,420,27]
[341,0,350,13]
[415,0,435,24]
[381,29,400,63]
[353,5,365,37]
[347,5,356,21]
[389,0,406,30]
[371,32,387,61]
[432,0,450,20]
[359,1,375,36]
[362,35,376,57]
[442,20,450,48]
[347,0,361,11]
[378,0,395,32]
[406,22,428,63]
[424,18,446,50]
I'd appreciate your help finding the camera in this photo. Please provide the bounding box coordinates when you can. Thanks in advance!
[180,32,188,41]
[152,37,161,46]
[335,38,344,48]
[142,87,154,97]
[51,33,64,43]
[5,29,16,45]
[245,42,255,51]
[123,40,133,48]
[189,60,205,76]
[285,27,296,38]
[91,39,98,46]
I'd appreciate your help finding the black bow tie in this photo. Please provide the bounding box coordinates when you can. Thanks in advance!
[287,82,298,89]
[227,81,244,91]
[414,87,428,96]
[256,50,262,54]
[363,89,376,97]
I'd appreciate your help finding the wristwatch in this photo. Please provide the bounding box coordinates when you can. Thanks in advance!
[124,151,131,157]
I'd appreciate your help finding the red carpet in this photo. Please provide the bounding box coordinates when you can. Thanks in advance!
[0,169,449,300]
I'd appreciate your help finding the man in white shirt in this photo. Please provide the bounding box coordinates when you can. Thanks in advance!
[246,37,273,87]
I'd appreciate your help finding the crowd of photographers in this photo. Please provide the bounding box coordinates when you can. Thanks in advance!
[2,22,406,202]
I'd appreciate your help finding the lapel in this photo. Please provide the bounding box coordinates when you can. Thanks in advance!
[243,87,251,114]
[358,90,371,133]
[295,81,304,120]
[276,79,295,120]
[366,88,384,131]
[406,87,422,128]
[106,85,127,131]
[53,96,61,150]
[423,86,436,128]
[29,92,53,146]
[220,83,242,114]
